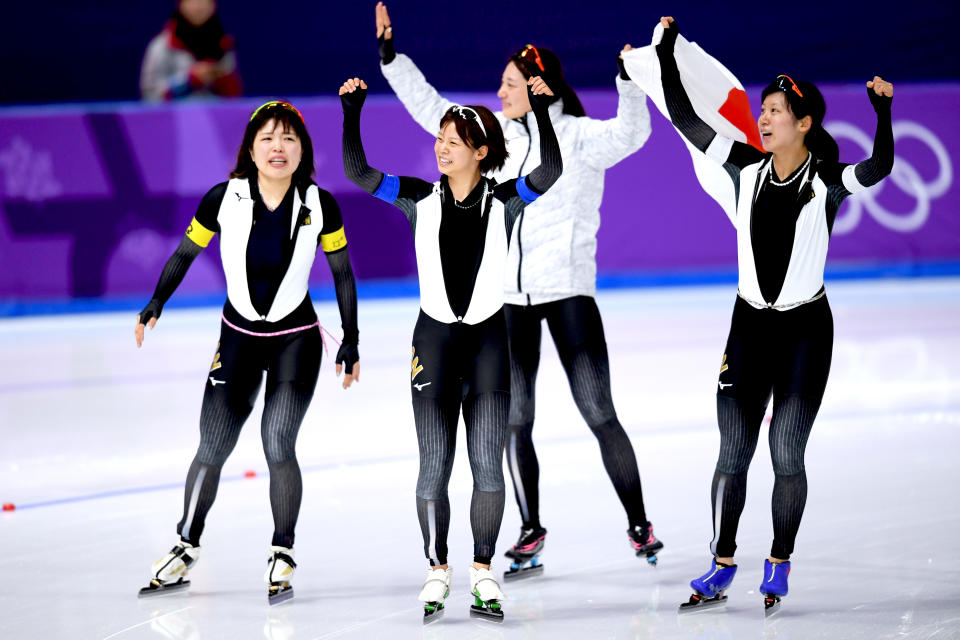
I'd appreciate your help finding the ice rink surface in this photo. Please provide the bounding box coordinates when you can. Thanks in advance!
[2,278,958,639]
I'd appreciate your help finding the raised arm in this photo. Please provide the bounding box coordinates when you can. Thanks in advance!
[579,45,653,169]
[523,78,563,195]
[853,78,894,187]
[135,183,224,346]
[340,78,386,195]
[376,2,456,135]
[496,78,563,239]
[655,17,763,168]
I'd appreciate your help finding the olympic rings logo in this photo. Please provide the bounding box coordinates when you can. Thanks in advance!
[824,120,953,234]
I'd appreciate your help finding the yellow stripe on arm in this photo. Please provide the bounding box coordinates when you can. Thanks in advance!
[320,226,348,253]
[185,217,215,248]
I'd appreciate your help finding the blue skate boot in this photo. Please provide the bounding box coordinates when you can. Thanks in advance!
[678,559,737,613]
[760,559,790,617]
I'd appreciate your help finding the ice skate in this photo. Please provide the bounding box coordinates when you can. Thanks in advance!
[469,566,505,622]
[627,521,664,566]
[760,559,790,617]
[503,526,546,581]
[678,559,737,613]
[417,566,452,624]
[138,540,200,598]
[264,546,296,606]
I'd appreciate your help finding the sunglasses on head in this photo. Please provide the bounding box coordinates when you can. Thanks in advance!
[775,74,803,99]
[450,105,488,138]
[519,44,545,72]
[250,100,304,123]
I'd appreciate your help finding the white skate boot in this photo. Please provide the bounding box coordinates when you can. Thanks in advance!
[469,566,505,622]
[264,546,296,605]
[138,540,200,598]
[417,566,452,624]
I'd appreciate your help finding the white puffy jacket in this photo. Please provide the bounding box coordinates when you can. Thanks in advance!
[381,54,651,305]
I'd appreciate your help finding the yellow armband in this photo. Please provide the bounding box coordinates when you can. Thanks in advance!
[320,226,347,253]
[185,217,215,248]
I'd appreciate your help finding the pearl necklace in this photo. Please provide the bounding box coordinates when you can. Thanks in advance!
[768,153,811,187]
[452,181,488,209]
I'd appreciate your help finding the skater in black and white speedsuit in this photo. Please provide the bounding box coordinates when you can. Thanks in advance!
[135,101,359,603]
[373,2,662,569]
[656,17,894,609]
[339,70,560,620]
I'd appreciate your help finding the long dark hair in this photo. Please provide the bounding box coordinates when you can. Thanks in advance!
[230,101,315,184]
[761,78,839,163]
[438,105,509,173]
[509,45,586,118]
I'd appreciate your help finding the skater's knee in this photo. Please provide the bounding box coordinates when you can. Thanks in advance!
[771,455,805,477]
[262,434,297,464]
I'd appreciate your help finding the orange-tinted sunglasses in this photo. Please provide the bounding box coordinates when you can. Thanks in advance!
[519,44,545,72]
[250,100,304,123]
[776,74,803,99]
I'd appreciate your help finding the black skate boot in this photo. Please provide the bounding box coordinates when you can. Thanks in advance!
[627,522,664,566]
[503,526,547,581]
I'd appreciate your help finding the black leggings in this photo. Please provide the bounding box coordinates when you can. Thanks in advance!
[503,296,648,529]
[411,310,509,566]
[711,295,833,560]
[176,323,321,549]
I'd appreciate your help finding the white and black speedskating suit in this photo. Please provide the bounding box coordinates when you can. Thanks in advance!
[139,177,358,549]
[657,26,894,560]
[381,48,655,534]
[342,85,562,565]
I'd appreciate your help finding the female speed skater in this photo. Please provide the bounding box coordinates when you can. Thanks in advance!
[374,1,663,581]
[135,100,360,605]
[340,69,560,622]
[654,16,894,615]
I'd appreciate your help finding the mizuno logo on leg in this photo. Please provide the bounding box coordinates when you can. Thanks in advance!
[413,382,432,391]
[209,377,226,386]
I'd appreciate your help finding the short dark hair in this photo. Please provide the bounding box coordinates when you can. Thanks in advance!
[438,105,508,173]
[761,78,838,163]
[230,101,315,183]
[509,44,586,118]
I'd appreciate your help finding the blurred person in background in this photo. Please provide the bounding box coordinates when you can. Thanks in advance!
[140,0,242,101]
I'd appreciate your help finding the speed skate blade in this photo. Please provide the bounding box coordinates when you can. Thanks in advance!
[764,595,782,618]
[422,604,445,625]
[470,604,504,623]
[138,579,190,598]
[678,593,727,614]
[268,585,294,606]
[503,564,544,582]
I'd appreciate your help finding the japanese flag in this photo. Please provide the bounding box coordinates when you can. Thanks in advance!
[621,24,763,224]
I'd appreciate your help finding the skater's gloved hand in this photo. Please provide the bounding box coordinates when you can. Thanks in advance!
[375,2,396,64]
[135,298,163,348]
[335,341,360,388]
[339,78,368,116]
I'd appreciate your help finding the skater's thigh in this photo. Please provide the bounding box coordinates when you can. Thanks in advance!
[504,303,544,381]
[468,312,510,396]
[266,327,322,392]
[411,312,457,400]
[544,296,607,360]
[717,300,773,409]
[773,298,834,401]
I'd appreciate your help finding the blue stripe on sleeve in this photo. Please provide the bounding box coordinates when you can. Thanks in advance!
[373,174,400,204]
[516,176,539,204]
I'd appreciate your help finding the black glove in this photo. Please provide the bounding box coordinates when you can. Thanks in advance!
[340,86,367,116]
[335,342,359,374]
[378,33,396,64]
[867,84,893,113]
[617,55,631,81]
[138,298,163,325]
